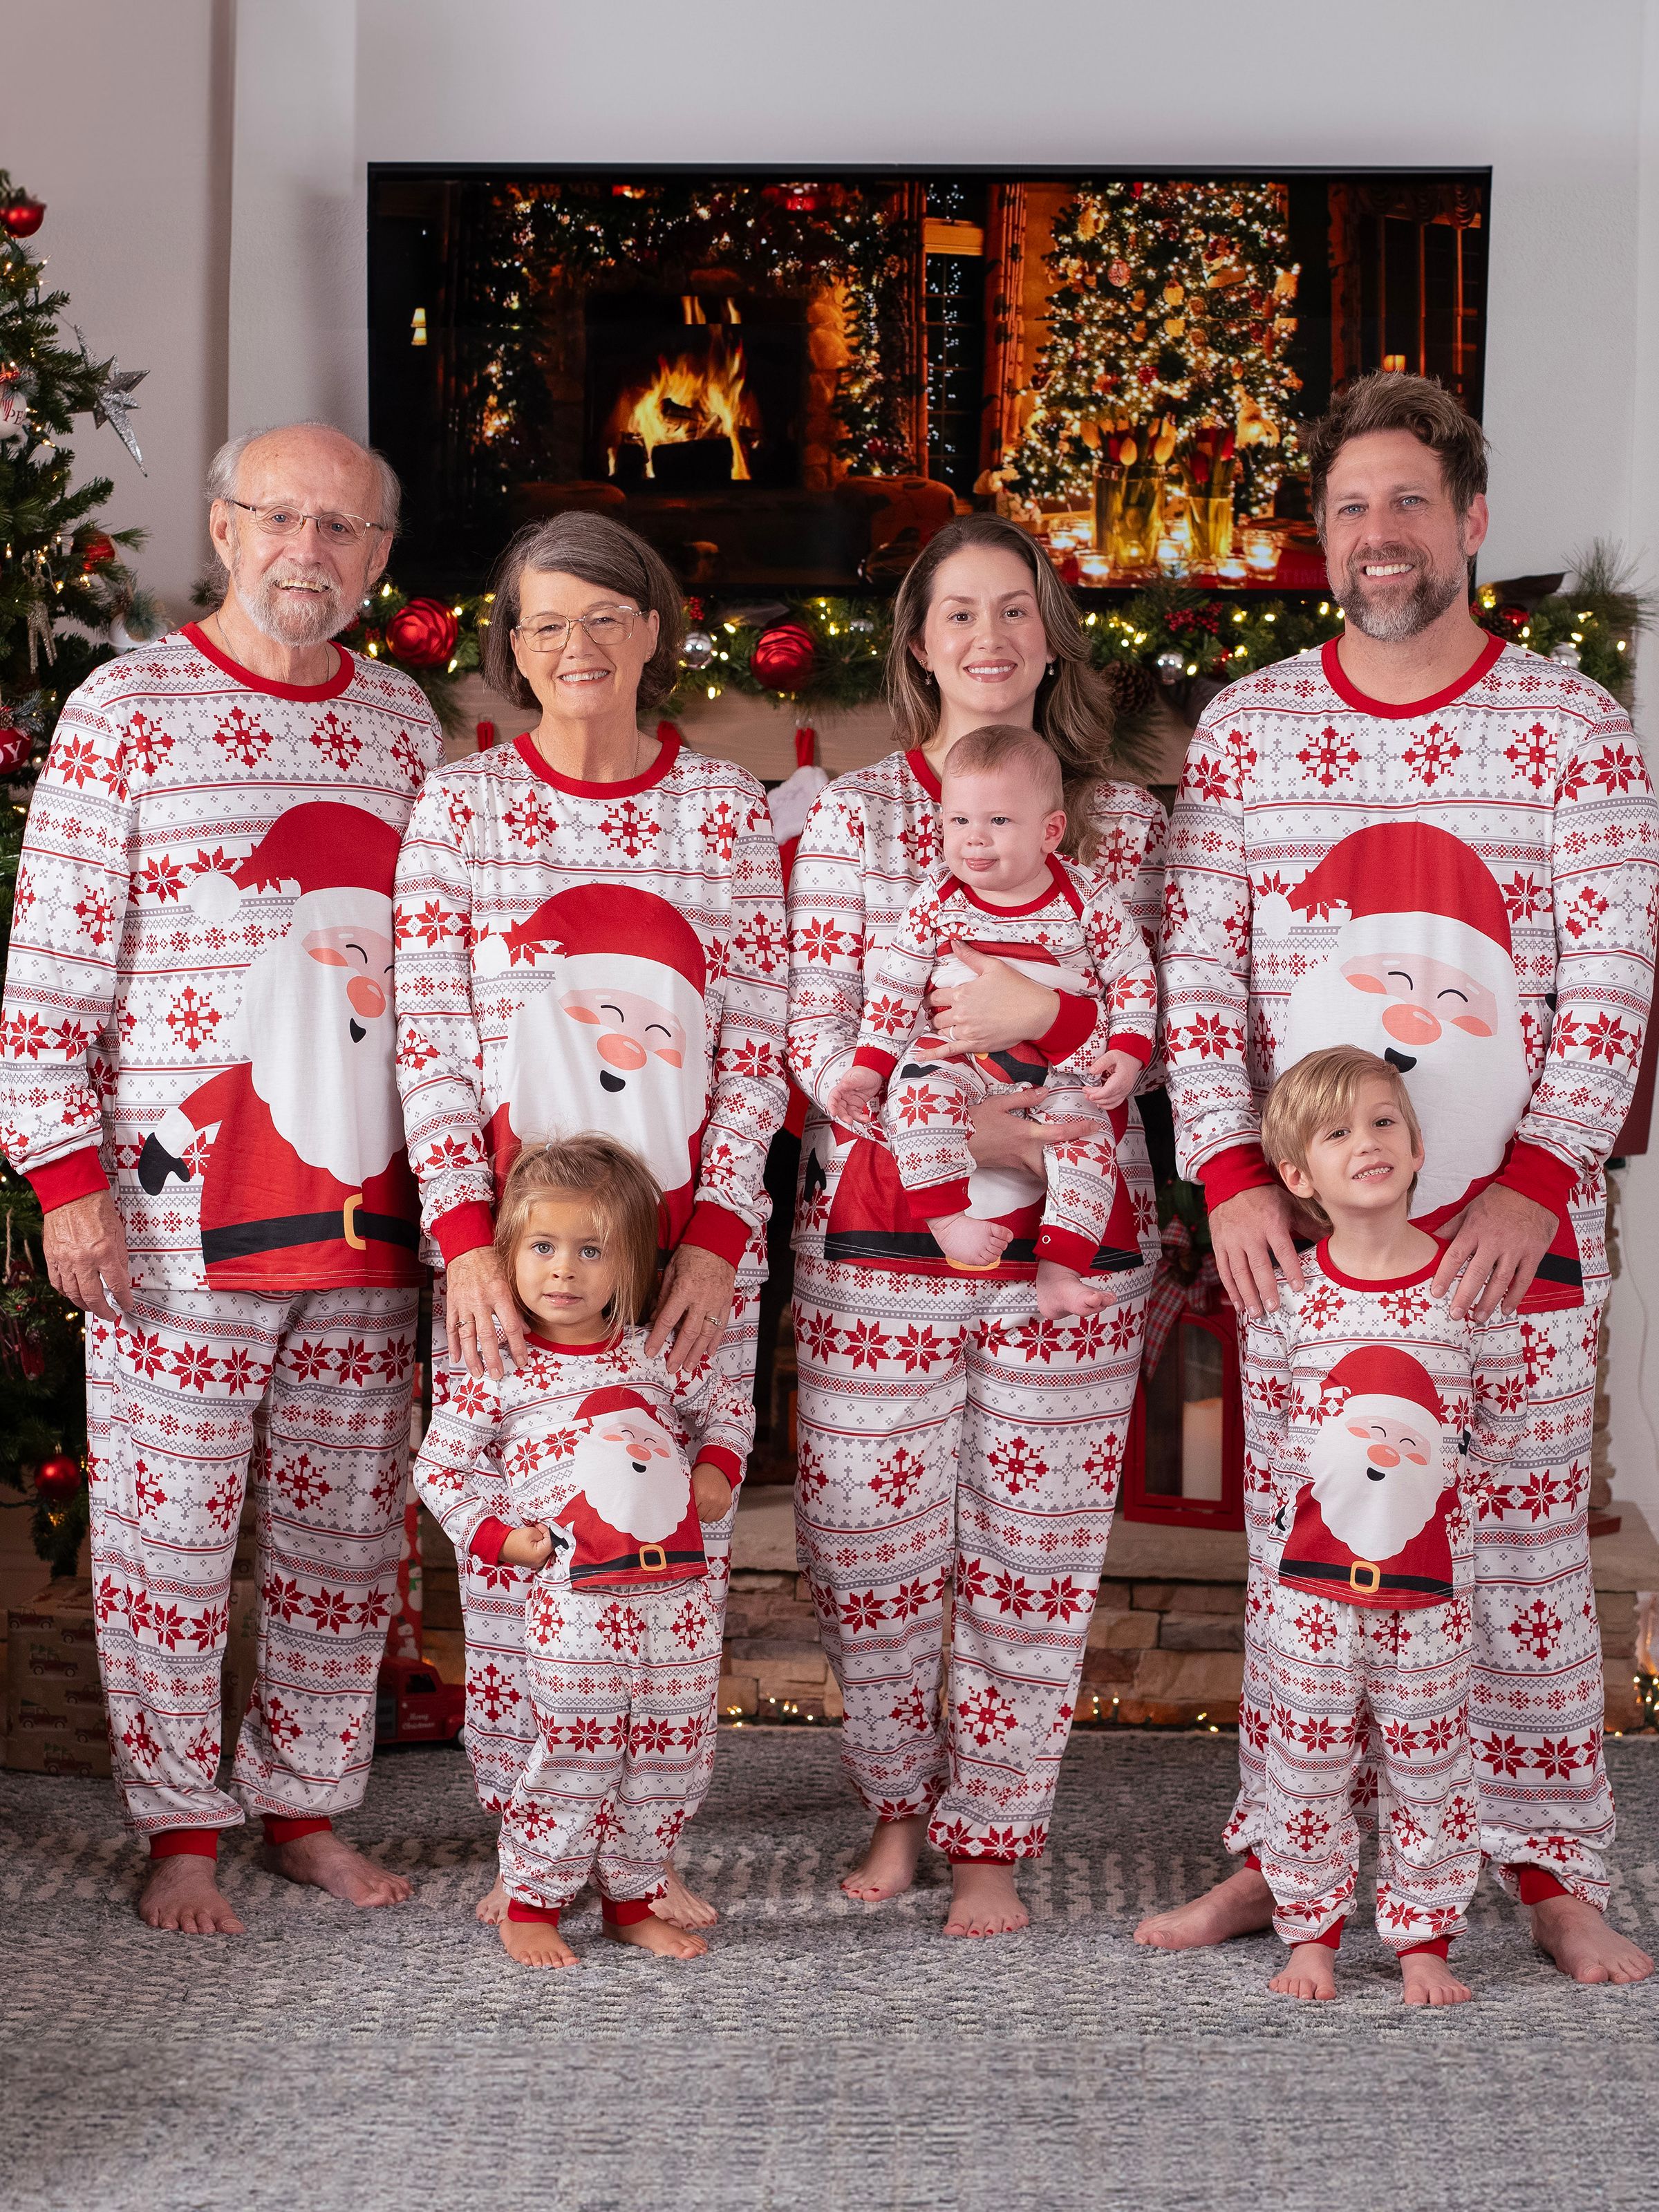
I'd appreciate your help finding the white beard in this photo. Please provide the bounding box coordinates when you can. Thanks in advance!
[232,888,401,1188]
[1308,1403,1445,1559]
[572,1424,690,1541]
[1281,921,1533,1220]
[500,953,707,1200]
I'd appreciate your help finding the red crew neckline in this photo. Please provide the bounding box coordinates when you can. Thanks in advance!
[183,621,354,702]
[941,854,1069,919]
[1320,632,1506,721]
[1315,1236,1449,1293]
[514,729,679,798]
[906,746,943,800]
[525,1331,618,1355]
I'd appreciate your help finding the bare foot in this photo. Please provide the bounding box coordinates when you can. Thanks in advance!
[653,1863,718,1929]
[1269,1942,1337,2000]
[1401,1951,1472,2006]
[605,1915,709,1959]
[1530,1893,1656,1985]
[930,1212,1012,1271]
[841,1814,926,1902]
[1034,1259,1108,1320]
[476,1871,508,1925]
[138,1854,245,1936]
[269,1829,413,1909]
[944,1861,1029,1938]
[500,1916,580,1969]
[1134,1864,1275,1950]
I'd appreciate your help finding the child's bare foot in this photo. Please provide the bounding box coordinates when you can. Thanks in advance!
[1134,1865,1275,1949]
[138,1854,245,1935]
[499,1916,580,1969]
[1530,1892,1654,1984]
[1034,1259,1108,1319]
[944,1861,1029,1938]
[1401,1951,1472,2006]
[268,1829,413,1909]
[476,1872,509,1924]
[841,1814,925,1902]
[605,1915,709,1958]
[929,1212,1012,1271]
[1269,1942,1338,2000]
[653,1864,718,1929]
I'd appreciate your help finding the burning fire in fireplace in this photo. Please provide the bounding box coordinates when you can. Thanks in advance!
[603,317,760,484]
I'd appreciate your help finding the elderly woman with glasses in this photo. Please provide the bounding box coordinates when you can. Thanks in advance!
[393,512,788,1928]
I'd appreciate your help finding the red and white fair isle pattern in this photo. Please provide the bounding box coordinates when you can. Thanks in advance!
[0,630,442,1285]
[86,1286,419,1833]
[391,733,788,1267]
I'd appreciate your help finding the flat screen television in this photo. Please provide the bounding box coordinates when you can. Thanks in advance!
[368,166,1489,597]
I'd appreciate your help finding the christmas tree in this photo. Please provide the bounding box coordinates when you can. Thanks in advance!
[1009,179,1302,515]
[0,169,153,1572]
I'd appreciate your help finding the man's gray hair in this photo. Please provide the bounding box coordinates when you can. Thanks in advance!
[207,422,402,533]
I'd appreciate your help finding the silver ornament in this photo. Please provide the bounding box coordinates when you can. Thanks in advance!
[1550,640,1581,668]
[1154,648,1186,684]
[681,628,715,670]
[75,328,147,473]
[847,613,875,637]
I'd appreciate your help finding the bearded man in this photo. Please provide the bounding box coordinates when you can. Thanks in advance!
[1150,372,1658,1985]
[0,423,443,1933]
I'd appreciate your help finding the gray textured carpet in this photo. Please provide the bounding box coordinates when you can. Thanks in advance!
[4,1730,1657,2212]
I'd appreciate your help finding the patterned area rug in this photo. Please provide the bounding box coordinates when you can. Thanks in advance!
[3,1730,1657,2211]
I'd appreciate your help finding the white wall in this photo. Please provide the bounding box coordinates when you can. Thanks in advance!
[11,0,1659,1519]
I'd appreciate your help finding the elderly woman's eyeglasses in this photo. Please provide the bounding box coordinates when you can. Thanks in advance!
[227,500,388,548]
[513,606,639,654]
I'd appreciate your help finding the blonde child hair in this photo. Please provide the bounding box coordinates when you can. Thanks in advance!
[492,1135,662,1333]
[1260,1045,1423,1230]
[942,722,1065,811]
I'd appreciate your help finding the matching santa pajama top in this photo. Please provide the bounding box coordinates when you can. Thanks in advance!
[393,731,788,1270]
[411,1327,753,1587]
[788,747,1167,1277]
[0,626,443,1291]
[1246,1243,1526,1609]
[1161,637,1659,1308]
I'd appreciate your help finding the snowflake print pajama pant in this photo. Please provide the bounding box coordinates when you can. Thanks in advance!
[1261,1587,1481,1951]
[1229,1293,1615,1909]
[498,1574,725,1912]
[85,1286,418,1835]
[885,1058,1122,1259]
[447,1248,760,1817]
[793,1249,1152,1859]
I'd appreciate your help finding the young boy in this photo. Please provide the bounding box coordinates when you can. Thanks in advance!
[1246,1044,1526,2005]
[413,1134,752,1970]
[826,723,1156,1320]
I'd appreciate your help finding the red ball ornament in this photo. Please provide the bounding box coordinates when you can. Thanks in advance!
[1,196,46,238]
[0,727,32,774]
[750,622,817,691]
[34,1453,82,1502]
[79,532,118,572]
[385,597,460,668]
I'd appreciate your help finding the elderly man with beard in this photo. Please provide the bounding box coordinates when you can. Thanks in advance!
[1146,372,1658,1985]
[0,423,443,1933]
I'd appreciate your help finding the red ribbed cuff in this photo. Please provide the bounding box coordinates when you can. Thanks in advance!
[1199,1140,1277,1207]
[1398,1937,1452,1960]
[263,1815,332,1846]
[1037,990,1098,1062]
[601,1893,660,1926]
[1103,1031,1154,1067]
[1512,1865,1571,1907]
[470,1517,513,1566]
[433,1200,497,1268]
[149,1828,220,1861]
[507,1898,561,1925]
[1307,1921,1344,1951]
[920,1177,974,1219]
[26,1145,110,1213]
[946,1849,1021,1866]
[679,1201,749,1266]
[1033,1226,1098,1272]
[1497,1141,1577,1221]
[695,1445,744,1492]
[852,1044,898,1080]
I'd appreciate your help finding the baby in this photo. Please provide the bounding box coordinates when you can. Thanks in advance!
[828,723,1156,1318]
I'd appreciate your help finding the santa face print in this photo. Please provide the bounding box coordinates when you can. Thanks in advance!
[302,922,395,1044]
[939,767,1065,903]
[559,986,687,1094]
[513,1196,619,1342]
[571,1406,689,1543]
[1309,1400,1445,1560]
[1338,953,1499,1060]
[1280,1075,1423,1226]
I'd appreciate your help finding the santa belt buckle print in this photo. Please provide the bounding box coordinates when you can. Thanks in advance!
[569,1548,704,1584]
[1349,1559,1382,1595]
[200,1205,421,1265]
